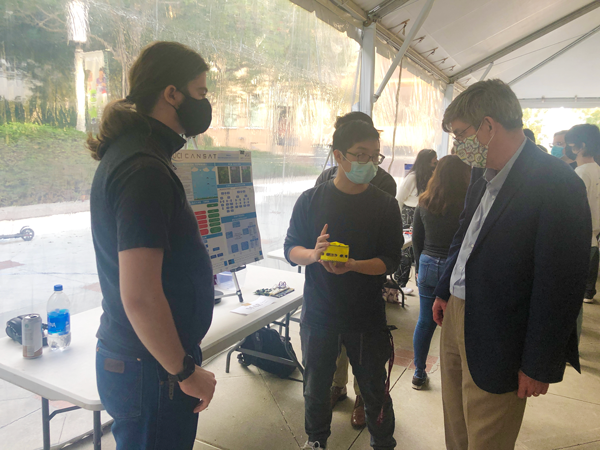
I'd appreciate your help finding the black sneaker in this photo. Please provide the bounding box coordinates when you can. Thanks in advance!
[412,373,428,390]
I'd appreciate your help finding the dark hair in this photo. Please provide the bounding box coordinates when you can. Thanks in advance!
[419,155,471,215]
[410,149,437,194]
[523,128,535,143]
[332,120,379,155]
[87,41,209,161]
[334,111,373,129]
[554,130,569,136]
[443,79,523,132]
[565,124,600,158]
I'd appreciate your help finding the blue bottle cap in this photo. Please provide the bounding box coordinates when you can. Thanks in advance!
[54,285,63,291]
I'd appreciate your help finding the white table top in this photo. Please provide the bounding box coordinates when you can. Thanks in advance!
[266,234,412,265]
[267,248,287,263]
[0,265,304,411]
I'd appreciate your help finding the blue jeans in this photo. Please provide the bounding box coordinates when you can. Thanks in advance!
[300,324,396,449]
[96,341,202,450]
[413,254,445,379]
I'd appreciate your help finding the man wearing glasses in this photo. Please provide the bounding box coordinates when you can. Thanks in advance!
[432,80,590,449]
[285,119,403,450]
[315,111,397,428]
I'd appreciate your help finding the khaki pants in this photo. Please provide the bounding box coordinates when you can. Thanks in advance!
[441,296,527,450]
[332,345,361,396]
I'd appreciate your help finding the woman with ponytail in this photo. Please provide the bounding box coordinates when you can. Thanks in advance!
[90,41,216,450]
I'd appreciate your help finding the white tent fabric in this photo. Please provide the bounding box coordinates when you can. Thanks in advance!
[293,0,600,107]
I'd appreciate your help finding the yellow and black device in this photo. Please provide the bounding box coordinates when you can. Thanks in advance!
[320,242,350,263]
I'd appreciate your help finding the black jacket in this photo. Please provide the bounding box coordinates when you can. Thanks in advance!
[434,139,591,394]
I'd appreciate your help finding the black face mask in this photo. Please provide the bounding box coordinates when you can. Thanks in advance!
[565,146,578,161]
[175,96,212,137]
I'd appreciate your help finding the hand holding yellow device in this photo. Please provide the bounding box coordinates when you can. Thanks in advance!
[320,242,349,263]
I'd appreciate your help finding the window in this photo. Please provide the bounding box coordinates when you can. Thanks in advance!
[248,94,266,128]
[223,97,239,128]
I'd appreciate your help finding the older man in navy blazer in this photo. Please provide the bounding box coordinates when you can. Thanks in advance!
[432,80,591,450]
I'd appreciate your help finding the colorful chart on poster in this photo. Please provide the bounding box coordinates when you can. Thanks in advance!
[172,149,263,274]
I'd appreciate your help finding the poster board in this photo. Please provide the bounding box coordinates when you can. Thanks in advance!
[172,149,263,274]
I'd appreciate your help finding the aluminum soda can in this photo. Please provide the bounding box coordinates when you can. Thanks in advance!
[22,314,43,359]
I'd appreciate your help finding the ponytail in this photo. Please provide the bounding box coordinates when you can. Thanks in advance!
[87,98,150,161]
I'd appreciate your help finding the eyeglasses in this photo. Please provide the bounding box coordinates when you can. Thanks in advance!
[451,124,475,143]
[345,151,386,165]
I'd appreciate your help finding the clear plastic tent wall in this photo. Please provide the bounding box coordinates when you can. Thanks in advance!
[0,0,361,322]
[0,0,446,325]
[372,45,446,179]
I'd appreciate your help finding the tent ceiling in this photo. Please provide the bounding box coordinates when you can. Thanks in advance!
[299,0,600,107]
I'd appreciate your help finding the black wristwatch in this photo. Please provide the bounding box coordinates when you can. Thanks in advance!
[168,354,195,382]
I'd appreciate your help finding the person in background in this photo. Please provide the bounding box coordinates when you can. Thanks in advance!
[88,42,216,449]
[523,129,548,153]
[411,155,470,390]
[317,112,396,428]
[552,130,578,168]
[523,128,536,144]
[316,112,397,197]
[96,67,108,94]
[433,79,590,450]
[550,131,567,157]
[285,120,402,450]
[395,149,437,286]
[565,124,600,341]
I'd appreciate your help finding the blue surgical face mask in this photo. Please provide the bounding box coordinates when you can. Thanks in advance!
[340,154,377,185]
[551,145,564,158]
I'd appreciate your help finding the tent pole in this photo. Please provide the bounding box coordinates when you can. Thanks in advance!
[388,59,403,172]
[373,0,436,102]
[450,0,600,82]
[359,22,377,116]
[480,62,494,81]
[508,24,600,86]
[438,83,454,157]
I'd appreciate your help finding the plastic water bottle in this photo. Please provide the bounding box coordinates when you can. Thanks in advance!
[47,285,71,351]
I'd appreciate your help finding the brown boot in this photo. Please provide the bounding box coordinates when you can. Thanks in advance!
[351,395,366,428]
[330,386,347,409]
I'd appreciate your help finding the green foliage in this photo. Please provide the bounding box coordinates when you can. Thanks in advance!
[0,123,85,144]
[584,108,600,129]
[1,1,78,127]
[1,0,351,207]
[0,124,97,207]
[522,109,545,141]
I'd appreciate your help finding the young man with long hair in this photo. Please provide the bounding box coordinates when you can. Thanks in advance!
[89,41,216,449]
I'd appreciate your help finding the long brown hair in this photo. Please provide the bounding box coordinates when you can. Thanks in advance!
[419,155,470,215]
[409,149,437,194]
[87,41,209,161]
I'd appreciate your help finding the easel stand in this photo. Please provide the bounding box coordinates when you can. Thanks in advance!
[215,265,246,303]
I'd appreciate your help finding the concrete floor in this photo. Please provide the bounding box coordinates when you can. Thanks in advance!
[61,280,600,450]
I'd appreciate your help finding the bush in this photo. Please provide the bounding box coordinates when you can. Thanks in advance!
[0,124,97,207]
[0,122,85,145]
[0,125,321,208]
